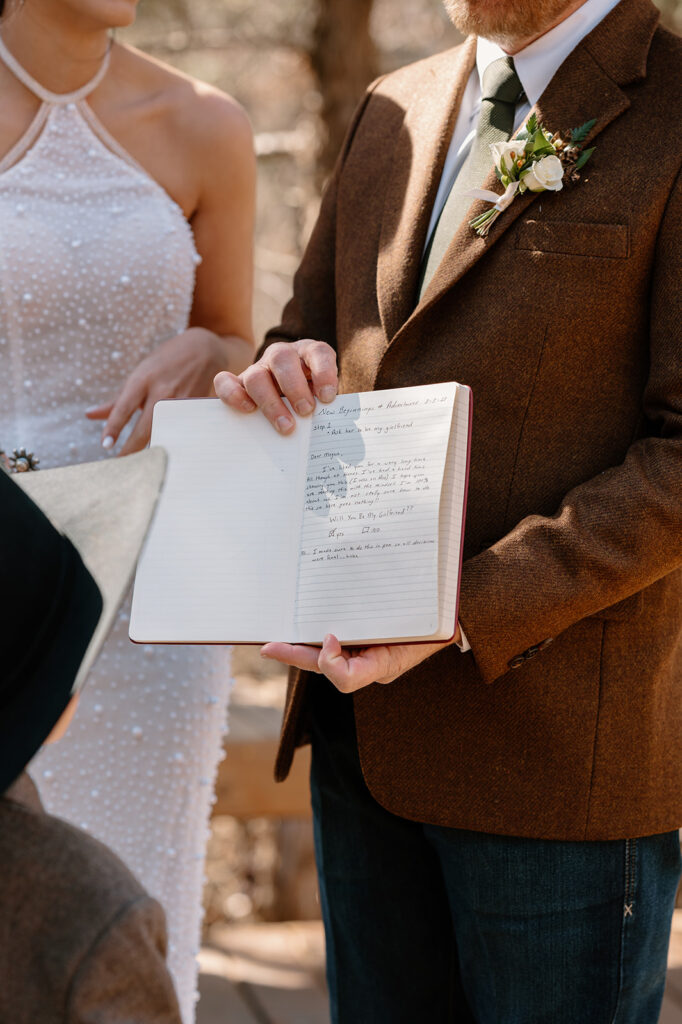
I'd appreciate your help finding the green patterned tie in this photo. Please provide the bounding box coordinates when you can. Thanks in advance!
[418,57,524,299]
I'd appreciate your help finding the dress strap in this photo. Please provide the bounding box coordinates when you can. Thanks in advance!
[0,33,111,104]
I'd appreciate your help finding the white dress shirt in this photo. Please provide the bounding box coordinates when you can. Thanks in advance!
[443,0,622,653]
[426,0,622,246]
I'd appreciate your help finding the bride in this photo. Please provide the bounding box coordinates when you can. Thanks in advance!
[0,0,255,1019]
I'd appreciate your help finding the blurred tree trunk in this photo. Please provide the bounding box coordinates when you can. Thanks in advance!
[311,0,378,184]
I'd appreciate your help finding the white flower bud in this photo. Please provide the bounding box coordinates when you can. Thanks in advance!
[490,140,523,178]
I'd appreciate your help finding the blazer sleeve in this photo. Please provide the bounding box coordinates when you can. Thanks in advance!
[66,896,182,1024]
[458,163,682,684]
[259,77,384,356]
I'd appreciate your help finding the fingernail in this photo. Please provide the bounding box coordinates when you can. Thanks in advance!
[85,406,98,414]
[276,416,294,434]
[324,634,334,645]
[102,435,114,450]
[295,399,314,416]
[260,650,272,659]
[319,386,336,403]
[241,399,256,412]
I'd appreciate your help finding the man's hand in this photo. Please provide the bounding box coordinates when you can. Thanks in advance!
[214,339,338,433]
[261,627,462,693]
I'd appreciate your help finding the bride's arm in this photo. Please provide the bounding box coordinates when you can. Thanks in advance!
[87,93,256,455]
[186,92,256,373]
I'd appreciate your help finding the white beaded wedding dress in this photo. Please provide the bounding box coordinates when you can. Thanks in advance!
[0,39,232,1023]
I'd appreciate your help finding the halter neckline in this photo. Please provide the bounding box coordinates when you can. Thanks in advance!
[0,33,111,105]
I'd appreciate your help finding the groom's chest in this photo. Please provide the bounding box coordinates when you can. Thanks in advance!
[330,75,674,542]
[332,82,662,398]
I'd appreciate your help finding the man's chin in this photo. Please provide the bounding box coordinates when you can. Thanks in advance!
[443,0,573,47]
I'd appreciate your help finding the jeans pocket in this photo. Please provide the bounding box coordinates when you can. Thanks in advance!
[623,837,638,918]
[609,834,679,1024]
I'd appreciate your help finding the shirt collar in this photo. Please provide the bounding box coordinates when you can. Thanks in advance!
[476,0,623,108]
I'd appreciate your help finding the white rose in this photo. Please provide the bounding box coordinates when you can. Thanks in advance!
[521,154,564,192]
[489,140,524,177]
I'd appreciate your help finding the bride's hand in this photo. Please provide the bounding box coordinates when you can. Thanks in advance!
[86,328,247,456]
[260,629,461,693]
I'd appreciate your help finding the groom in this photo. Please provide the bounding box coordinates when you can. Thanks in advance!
[216,0,682,1017]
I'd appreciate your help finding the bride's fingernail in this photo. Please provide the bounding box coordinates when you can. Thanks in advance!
[276,415,294,434]
[102,435,115,450]
[319,386,336,403]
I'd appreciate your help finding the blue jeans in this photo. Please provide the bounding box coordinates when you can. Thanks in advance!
[309,677,681,1024]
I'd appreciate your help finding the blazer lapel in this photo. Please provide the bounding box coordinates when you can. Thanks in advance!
[376,37,476,344]
[395,0,659,334]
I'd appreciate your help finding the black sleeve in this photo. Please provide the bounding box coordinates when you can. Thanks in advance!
[0,472,102,685]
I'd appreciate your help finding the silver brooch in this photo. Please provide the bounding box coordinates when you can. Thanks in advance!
[6,447,40,473]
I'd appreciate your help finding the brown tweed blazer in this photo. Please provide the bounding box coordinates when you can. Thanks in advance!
[265,0,682,841]
[0,774,181,1024]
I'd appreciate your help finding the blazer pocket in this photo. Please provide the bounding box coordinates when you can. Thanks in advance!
[516,220,630,259]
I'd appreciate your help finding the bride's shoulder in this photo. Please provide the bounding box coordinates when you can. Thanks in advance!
[113,42,253,159]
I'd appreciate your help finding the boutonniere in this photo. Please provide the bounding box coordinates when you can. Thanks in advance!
[467,115,596,237]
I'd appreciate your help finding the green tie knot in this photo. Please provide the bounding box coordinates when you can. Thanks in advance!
[481,57,523,107]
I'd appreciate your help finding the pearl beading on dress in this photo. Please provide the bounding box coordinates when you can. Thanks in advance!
[0,93,200,463]
[0,38,232,1024]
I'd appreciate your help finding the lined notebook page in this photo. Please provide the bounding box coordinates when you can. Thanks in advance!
[436,385,472,637]
[130,399,308,643]
[293,383,457,643]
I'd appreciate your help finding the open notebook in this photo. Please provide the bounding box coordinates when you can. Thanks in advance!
[130,382,472,645]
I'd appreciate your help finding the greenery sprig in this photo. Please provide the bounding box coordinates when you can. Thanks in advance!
[468,115,597,237]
